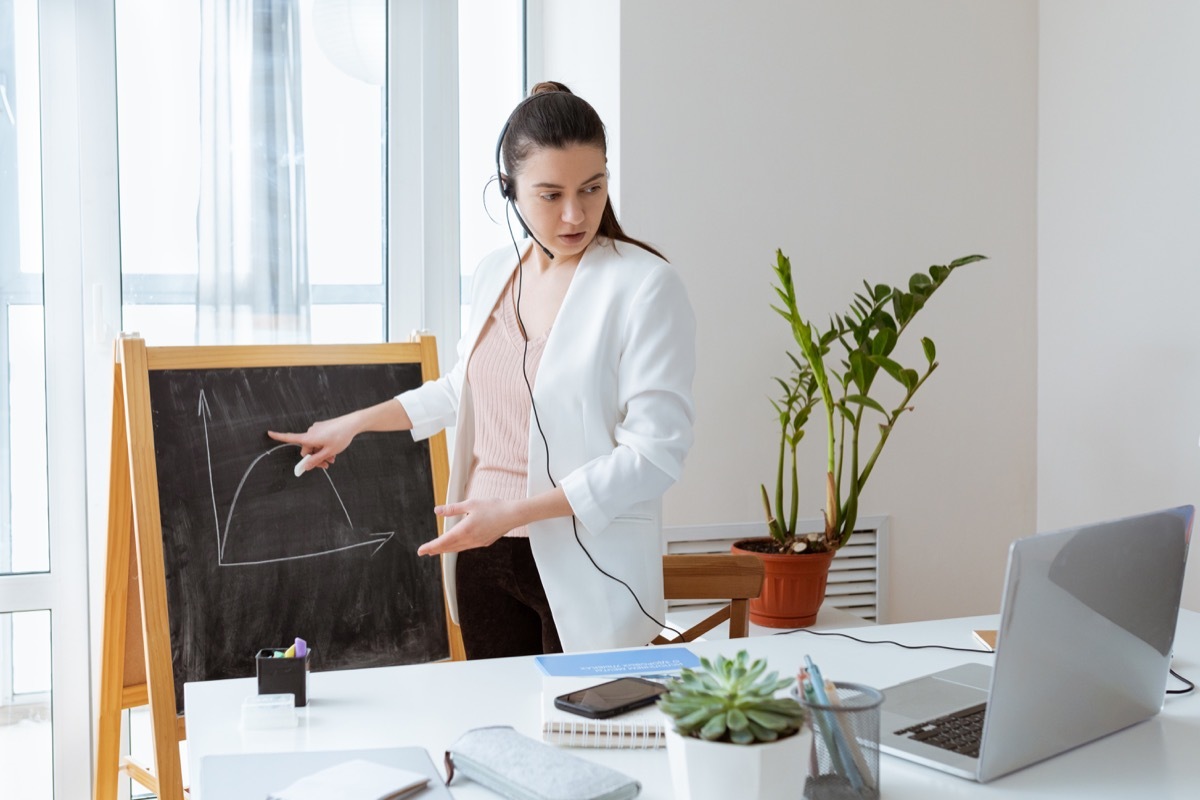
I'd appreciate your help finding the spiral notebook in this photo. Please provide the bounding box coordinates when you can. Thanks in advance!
[541,677,669,749]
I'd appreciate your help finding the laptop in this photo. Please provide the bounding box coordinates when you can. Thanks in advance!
[879,505,1193,782]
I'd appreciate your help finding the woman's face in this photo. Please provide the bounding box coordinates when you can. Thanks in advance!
[512,144,608,263]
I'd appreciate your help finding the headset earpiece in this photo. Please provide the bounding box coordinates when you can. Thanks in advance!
[496,94,556,260]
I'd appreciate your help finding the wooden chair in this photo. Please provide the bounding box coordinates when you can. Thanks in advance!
[653,554,765,644]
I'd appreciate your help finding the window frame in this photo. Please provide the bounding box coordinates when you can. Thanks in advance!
[0,2,97,799]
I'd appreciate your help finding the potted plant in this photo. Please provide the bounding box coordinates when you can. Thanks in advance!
[658,650,810,800]
[734,250,987,626]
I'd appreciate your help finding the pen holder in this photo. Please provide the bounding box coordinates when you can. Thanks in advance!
[798,681,883,800]
[255,648,311,706]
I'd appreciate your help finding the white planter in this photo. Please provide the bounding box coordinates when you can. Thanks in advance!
[664,725,812,800]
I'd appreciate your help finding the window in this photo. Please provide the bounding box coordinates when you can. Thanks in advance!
[0,1,51,795]
[458,0,524,336]
[0,1,525,796]
[0,1,90,798]
[103,2,523,795]
[115,0,388,347]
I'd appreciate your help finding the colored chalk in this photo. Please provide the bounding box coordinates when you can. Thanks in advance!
[284,644,296,658]
[294,637,307,658]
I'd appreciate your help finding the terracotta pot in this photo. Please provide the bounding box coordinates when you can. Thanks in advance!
[732,539,835,627]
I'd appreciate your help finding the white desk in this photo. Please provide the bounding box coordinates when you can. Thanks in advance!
[186,611,1200,799]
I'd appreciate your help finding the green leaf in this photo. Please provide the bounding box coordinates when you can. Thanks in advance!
[699,714,728,741]
[744,709,794,731]
[726,708,749,731]
[929,264,950,283]
[678,705,727,728]
[921,336,936,365]
[893,292,915,326]
[948,254,987,269]
[872,328,897,357]
[874,283,891,302]
[909,272,932,294]
[729,727,755,745]
[867,354,916,391]
[848,350,868,393]
[844,394,887,415]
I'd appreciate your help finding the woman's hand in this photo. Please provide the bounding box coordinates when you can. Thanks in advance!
[267,414,361,473]
[417,499,525,556]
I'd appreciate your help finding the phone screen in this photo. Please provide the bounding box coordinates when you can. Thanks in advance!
[554,677,668,719]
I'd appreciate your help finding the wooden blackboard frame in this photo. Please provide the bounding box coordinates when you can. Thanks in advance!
[93,335,459,800]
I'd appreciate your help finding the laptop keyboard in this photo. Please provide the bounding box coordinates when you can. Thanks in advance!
[894,702,988,758]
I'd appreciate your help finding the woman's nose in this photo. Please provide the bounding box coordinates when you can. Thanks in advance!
[562,197,584,224]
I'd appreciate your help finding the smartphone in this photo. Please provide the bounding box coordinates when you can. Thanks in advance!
[553,677,669,719]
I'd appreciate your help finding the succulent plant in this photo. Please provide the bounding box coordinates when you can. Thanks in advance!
[658,650,805,744]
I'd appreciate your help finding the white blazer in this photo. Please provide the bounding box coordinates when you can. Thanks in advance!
[398,237,696,651]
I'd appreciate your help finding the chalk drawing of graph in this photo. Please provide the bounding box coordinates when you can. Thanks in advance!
[198,390,395,566]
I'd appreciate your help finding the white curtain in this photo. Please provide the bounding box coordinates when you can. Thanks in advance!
[197,0,310,344]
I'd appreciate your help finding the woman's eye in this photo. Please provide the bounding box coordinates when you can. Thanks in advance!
[584,185,602,194]
[540,193,560,202]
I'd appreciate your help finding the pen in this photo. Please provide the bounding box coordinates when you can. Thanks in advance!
[805,656,864,792]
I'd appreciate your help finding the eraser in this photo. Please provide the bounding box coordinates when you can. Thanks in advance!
[241,693,297,729]
[293,454,312,478]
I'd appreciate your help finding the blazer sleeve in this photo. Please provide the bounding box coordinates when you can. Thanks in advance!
[396,332,468,442]
[559,263,697,534]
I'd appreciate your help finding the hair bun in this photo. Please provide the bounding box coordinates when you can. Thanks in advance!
[529,80,572,96]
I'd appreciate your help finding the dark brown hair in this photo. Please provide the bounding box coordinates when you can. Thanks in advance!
[499,81,666,261]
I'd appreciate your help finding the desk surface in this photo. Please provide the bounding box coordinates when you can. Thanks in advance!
[186,611,1200,799]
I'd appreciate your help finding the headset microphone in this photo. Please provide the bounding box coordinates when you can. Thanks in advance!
[508,200,555,261]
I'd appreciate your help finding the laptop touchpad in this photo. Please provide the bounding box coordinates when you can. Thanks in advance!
[884,676,989,722]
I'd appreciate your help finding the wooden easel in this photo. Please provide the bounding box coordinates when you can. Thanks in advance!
[93,335,460,800]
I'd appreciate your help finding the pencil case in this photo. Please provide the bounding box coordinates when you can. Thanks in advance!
[444,725,641,800]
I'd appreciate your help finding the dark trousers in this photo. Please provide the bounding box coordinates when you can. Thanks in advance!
[455,536,564,659]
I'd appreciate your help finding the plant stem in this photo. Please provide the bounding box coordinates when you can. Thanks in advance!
[788,439,799,537]
[775,420,787,540]
[857,365,937,491]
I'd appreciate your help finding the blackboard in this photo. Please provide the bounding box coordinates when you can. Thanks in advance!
[147,361,448,706]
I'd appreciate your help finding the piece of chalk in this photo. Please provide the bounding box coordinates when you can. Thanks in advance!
[283,644,296,658]
[274,650,284,658]
[294,637,307,658]
[293,454,312,478]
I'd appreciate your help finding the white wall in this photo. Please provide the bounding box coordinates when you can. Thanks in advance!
[1039,1,1200,610]
[573,0,1038,622]
[531,0,622,210]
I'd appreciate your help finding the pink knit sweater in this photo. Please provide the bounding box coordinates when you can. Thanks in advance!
[463,275,547,537]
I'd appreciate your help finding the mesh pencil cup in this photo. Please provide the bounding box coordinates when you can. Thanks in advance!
[798,681,883,800]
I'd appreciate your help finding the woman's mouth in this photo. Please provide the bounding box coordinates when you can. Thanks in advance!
[559,232,586,245]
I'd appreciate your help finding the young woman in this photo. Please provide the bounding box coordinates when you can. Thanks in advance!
[269,82,695,658]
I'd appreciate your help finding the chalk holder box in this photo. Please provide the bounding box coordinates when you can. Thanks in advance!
[255,648,311,706]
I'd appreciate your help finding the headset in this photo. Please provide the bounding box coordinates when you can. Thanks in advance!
[494,91,679,639]
[495,93,559,260]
